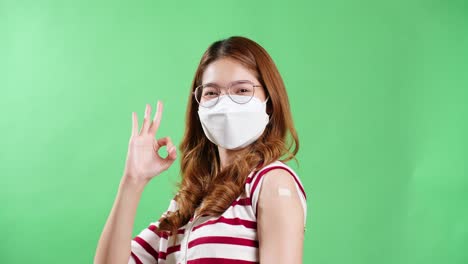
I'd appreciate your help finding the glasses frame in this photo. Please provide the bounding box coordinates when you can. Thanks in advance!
[193,79,263,108]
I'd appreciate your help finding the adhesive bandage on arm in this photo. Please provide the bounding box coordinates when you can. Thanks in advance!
[277,187,292,197]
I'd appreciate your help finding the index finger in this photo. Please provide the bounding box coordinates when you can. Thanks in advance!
[149,100,163,135]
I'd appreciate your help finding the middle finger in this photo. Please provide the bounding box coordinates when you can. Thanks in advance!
[149,101,163,136]
[140,104,152,135]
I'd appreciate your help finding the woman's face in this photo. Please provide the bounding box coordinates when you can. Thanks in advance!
[201,58,267,102]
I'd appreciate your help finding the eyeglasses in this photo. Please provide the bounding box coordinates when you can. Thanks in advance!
[193,80,263,108]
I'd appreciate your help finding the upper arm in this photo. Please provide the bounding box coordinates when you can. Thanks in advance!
[129,222,160,264]
[128,198,178,264]
[256,168,306,264]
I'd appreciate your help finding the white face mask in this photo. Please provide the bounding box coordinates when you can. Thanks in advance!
[197,95,270,150]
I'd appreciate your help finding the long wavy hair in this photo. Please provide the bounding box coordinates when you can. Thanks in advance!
[157,36,299,243]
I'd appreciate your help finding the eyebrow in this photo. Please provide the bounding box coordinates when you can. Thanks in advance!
[203,79,251,86]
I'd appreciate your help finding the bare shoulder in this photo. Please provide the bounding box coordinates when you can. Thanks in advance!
[259,167,300,198]
[252,161,307,229]
[257,166,305,223]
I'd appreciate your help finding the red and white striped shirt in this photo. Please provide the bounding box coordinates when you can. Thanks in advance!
[128,160,307,264]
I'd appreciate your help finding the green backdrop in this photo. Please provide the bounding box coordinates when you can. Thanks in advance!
[1,0,467,263]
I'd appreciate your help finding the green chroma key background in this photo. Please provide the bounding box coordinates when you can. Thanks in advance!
[1,0,467,263]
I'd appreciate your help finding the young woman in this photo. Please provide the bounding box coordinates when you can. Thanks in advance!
[94,36,307,264]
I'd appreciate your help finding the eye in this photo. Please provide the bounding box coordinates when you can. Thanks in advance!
[202,87,220,98]
[203,91,218,96]
[231,83,254,95]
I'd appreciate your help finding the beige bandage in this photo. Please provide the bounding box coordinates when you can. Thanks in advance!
[278,187,292,197]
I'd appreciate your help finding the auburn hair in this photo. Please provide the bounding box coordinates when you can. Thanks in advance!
[157,36,299,244]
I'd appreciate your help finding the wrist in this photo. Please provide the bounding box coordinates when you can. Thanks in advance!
[120,174,148,193]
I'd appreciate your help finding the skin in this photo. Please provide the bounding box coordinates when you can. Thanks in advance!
[94,57,304,264]
[257,169,305,263]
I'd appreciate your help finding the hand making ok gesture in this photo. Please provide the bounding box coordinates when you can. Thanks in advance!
[123,101,177,185]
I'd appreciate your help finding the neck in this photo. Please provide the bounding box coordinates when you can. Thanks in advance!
[218,147,243,170]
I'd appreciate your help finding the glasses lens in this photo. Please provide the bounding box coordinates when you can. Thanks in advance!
[229,82,254,103]
[195,85,220,107]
